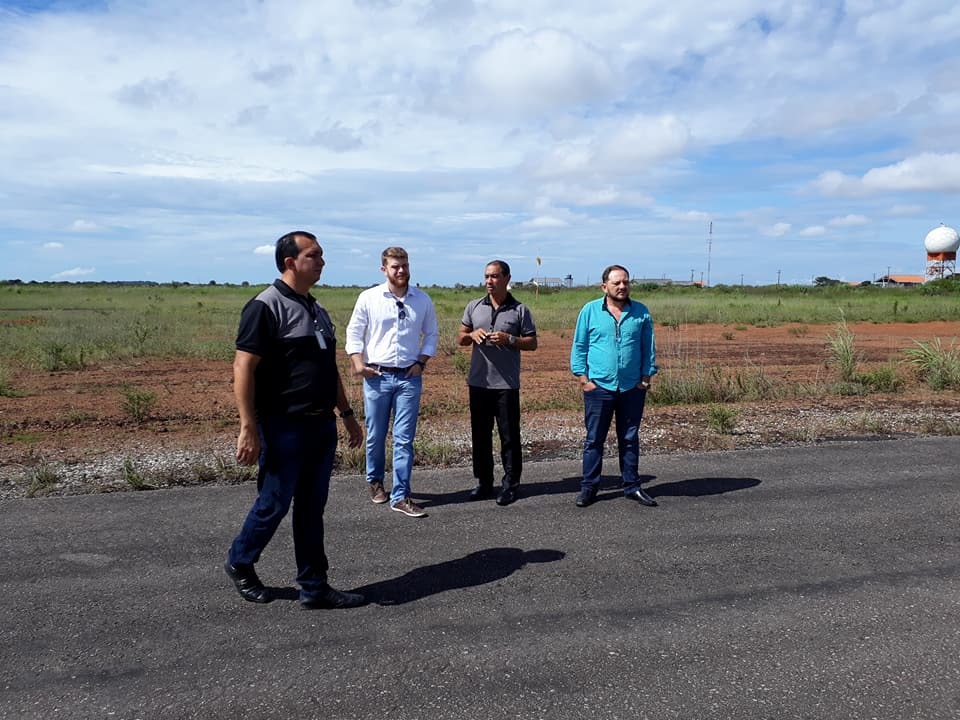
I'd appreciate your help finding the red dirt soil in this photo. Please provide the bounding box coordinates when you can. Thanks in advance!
[2,321,959,496]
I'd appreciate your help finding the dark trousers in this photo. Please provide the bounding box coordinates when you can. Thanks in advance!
[581,385,647,494]
[228,414,337,593]
[469,386,522,489]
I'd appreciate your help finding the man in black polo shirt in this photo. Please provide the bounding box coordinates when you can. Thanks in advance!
[224,231,365,609]
[457,260,538,506]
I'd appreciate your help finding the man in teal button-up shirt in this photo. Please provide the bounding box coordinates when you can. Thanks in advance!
[570,264,659,508]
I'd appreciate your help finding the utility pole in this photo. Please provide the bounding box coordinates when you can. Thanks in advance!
[706,221,713,288]
[690,269,695,283]
[776,269,782,286]
[740,273,744,287]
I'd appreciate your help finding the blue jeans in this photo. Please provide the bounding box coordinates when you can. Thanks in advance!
[363,372,422,505]
[228,414,336,593]
[581,385,647,494]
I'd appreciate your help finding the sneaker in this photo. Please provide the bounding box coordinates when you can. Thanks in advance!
[390,498,428,518]
[369,481,388,504]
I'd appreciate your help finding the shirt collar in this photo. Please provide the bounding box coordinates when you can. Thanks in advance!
[481,291,518,308]
[274,278,316,307]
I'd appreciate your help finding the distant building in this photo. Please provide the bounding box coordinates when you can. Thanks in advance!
[633,278,703,287]
[876,274,925,287]
[529,276,573,288]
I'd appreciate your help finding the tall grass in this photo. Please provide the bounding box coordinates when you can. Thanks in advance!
[904,338,960,390]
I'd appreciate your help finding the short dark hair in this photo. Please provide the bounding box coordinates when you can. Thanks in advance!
[602,264,629,283]
[275,231,317,272]
[486,260,510,277]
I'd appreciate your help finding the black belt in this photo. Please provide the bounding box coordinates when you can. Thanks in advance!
[372,365,411,374]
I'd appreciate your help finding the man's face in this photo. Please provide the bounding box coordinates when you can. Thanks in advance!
[382,257,410,287]
[602,269,631,303]
[291,237,325,284]
[484,264,509,297]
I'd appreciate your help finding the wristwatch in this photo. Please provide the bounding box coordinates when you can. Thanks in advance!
[508,334,516,346]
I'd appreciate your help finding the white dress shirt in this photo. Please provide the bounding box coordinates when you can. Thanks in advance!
[345,283,439,366]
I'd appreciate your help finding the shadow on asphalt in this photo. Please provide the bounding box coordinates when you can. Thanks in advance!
[649,477,761,497]
[350,547,565,605]
[412,474,760,507]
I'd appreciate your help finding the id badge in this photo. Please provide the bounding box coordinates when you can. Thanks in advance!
[315,330,327,349]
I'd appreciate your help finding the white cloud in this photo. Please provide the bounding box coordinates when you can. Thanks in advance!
[762,223,792,237]
[461,28,615,116]
[885,204,924,216]
[253,245,274,255]
[43,241,65,249]
[862,153,960,192]
[1,2,958,286]
[829,214,869,227]
[70,220,99,232]
[51,267,95,279]
[815,153,960,197]
[522,215,569,229]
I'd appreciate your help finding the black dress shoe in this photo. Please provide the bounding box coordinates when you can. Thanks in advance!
[625,488,658,507]
[496,487,518,506]
[301,585,367,609]
[469,485,495,500]
[224,561,272,604]
[575,488,597,507]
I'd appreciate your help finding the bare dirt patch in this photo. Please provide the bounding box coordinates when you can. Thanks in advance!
[2,321,958,498]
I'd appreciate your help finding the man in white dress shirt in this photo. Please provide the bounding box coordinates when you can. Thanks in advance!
[345,247,439,518]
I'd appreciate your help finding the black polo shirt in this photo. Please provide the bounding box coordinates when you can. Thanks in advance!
[236,280,339,417]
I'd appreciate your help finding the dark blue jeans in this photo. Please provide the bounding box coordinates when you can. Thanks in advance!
[581,385,647,494]
[228,414,337,593]
[469,386,522,488]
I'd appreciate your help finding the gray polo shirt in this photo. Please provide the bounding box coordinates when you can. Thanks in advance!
[461,292,537,390]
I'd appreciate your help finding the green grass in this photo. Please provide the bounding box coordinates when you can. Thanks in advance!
[3,280,960,372]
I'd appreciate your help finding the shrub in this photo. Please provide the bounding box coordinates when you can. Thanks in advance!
[122,458,154,490]
[120,387,157,423]
[858,364,904,392]
[706,404,738,434]
[825,319,861,382]
[904,338,960,390]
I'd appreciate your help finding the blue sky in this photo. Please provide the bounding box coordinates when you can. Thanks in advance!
[1,0,958,286]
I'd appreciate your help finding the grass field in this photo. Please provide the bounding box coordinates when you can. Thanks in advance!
[2,280,959,372]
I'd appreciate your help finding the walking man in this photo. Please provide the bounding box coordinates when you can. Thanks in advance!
[457,260,537,506]
[570,264,658,508]
[345,247,438,518]
[225,231,366,609]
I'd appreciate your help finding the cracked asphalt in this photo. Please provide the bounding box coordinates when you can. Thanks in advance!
[1,436,958,720]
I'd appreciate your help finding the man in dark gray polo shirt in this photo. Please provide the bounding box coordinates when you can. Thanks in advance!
[224,231,365,609]
[457,260,538,506]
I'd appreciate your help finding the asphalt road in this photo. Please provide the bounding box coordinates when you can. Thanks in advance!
[1,436,958,720]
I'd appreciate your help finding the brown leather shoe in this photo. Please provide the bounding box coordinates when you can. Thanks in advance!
[390,498,428,518]
[369,481,388,504]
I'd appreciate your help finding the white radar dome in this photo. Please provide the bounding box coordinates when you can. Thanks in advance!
[925,224,960,253]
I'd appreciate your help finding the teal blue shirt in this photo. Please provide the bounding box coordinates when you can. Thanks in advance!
[570,297,657,391]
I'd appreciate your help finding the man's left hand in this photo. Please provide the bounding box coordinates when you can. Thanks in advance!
[344,416,363,448]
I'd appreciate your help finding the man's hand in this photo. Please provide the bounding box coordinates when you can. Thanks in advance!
[469,328,489,345]
[344,416,363,448]
[352,364,381,379]
[236,425,260,466]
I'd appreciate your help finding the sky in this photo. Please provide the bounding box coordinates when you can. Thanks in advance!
[1,0,958,287]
